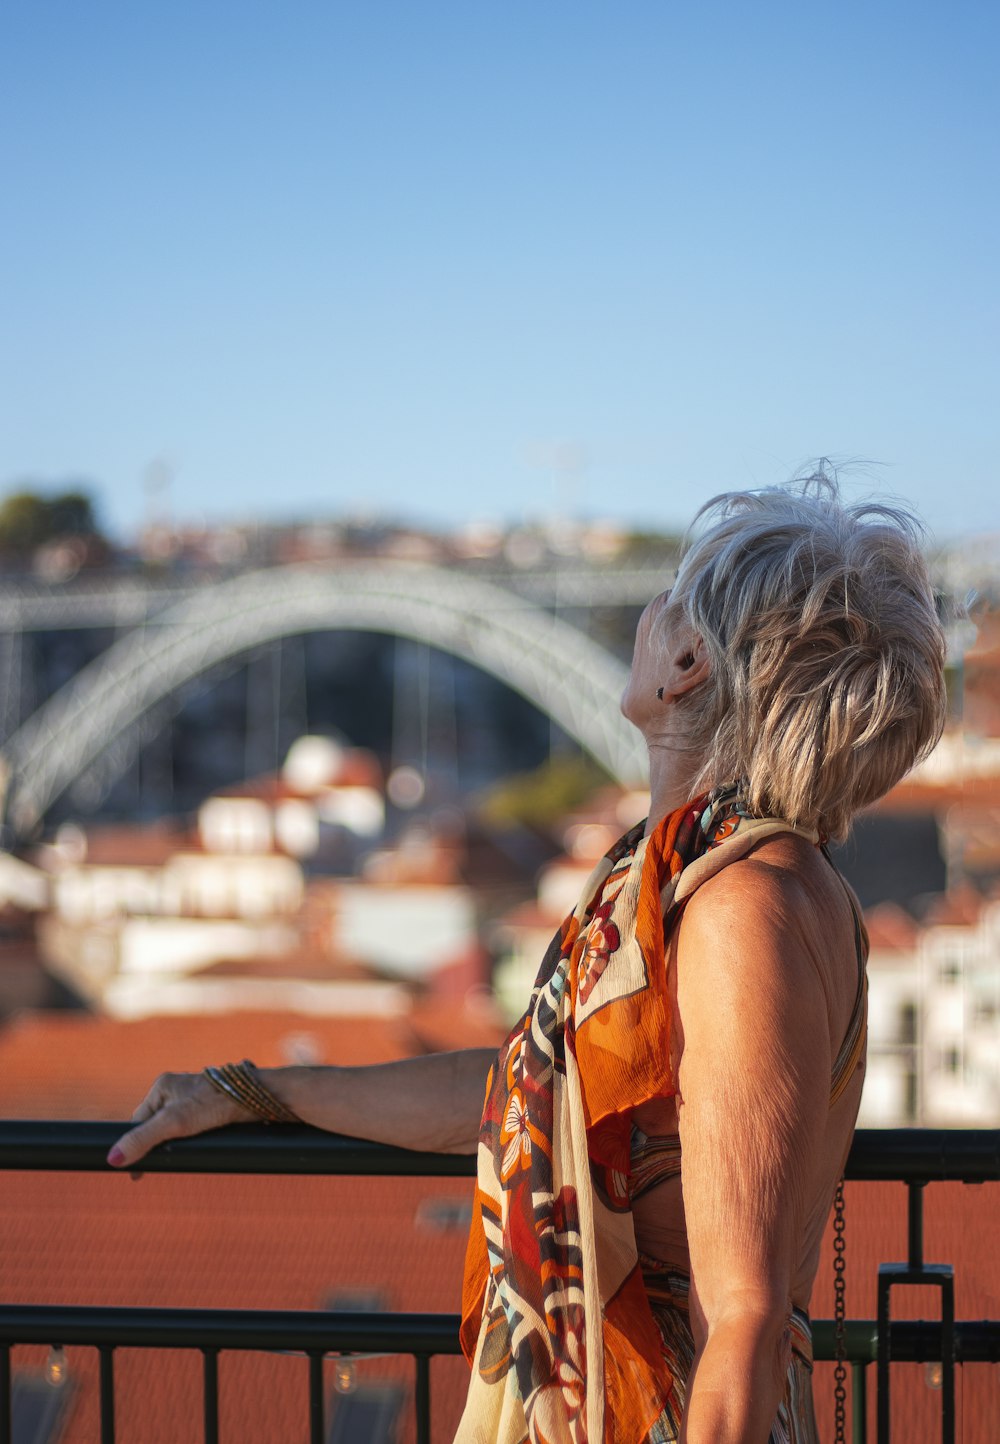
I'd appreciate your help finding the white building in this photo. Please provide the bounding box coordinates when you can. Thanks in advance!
[30,736,389,1017]
[862,892,1000,1126]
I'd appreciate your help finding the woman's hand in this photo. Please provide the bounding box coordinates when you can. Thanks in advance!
[107,1072,252,1169]
[107,1048,496,1171]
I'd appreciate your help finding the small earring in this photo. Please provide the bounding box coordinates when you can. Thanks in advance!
[656,686,664,701]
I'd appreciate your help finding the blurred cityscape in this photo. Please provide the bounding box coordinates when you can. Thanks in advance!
[1,489,1000,1132]
[3,491,1000,1439]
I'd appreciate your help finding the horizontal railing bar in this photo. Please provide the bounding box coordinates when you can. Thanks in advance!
[0,1306,997,1364]
[0,1121,474,1177]
[0,1305,463,1354]
[1,1123,998,1181]
[810,1319,1000,1364]
[846,1129,1000,1182]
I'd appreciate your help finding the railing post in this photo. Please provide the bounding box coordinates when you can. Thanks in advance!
[99,1344,116,1444]
[0,1344,11,1444]
[202,1347,219,1444]
[941,1274,956,1442]
[308,1351,325,1444]
[877,1182,955,1444]
[908,1181,924,1270]
[415,1354,431,1444]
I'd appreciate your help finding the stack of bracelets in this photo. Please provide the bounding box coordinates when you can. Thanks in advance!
[203,1059,302,1124]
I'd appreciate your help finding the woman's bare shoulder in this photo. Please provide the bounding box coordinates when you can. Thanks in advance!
[674,833,857,1031]
[680,833,842,935]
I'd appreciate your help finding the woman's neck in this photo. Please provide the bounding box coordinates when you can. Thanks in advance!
[644,739,705,836]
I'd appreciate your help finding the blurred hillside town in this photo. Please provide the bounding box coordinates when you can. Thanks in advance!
[3,490,1000,1440]
[1,486,1000,1135]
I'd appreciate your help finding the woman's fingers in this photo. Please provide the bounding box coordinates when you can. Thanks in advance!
[123,1088,163,1178]
[108,1107,183,1169]
[126,1073,173,1127]
[130,1095,160,1126]
[107,1072,244,1169]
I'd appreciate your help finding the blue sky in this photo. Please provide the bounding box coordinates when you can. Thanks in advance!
[1,1,996,542]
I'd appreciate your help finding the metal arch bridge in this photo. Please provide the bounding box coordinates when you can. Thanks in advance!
[0,562,649,841]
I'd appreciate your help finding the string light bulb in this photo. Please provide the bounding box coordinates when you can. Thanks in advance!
[45,1346,69,1388]
[334,1357,357,1394]
[925,1361,943,1390]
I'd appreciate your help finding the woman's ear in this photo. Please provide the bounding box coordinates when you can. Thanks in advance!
[663,633,710,700]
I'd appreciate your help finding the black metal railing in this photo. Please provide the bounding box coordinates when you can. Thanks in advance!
[1,1124,998,1444]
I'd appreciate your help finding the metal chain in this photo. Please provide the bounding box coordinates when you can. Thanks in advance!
[833,1178,847,1444]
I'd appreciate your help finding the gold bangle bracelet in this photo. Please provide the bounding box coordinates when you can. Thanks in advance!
[207,1060,301,1124]
[203,1066,260,1117]
[222,1062,296,1123]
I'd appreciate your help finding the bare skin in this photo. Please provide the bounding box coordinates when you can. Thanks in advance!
[624,589,864,1441]
[109,588,865,1444]
[108,1048,495,1166]
[633,836,864,1444]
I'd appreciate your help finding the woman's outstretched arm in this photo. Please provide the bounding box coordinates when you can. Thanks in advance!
[107,1048,496,1168]
[673,856,833,1444]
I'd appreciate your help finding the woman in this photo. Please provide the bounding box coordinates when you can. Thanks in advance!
[109,475,946,1442]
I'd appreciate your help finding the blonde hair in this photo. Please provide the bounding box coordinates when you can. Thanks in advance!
[664,470,946,841]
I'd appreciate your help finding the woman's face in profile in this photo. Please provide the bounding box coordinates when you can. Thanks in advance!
[620,590,672,727]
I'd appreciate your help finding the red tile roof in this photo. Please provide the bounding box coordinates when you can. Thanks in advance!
[874,776,1000,812]
[74,823,199,867]
[0,1010,475,1441]
[864,902,920,952]
[406,990,509,1053]
[2,1170,474,1443]
[922,882,987,928]
[215,749,383,800]
[194,949,373,982]
[0,1012,997,1441]
[0,1011,419,1119]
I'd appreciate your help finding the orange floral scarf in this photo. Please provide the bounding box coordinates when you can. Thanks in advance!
[455,789,815,1443]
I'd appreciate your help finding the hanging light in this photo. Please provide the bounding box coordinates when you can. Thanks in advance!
[45,1346,69,1388]
[925,1361,943,1390]
[334,1357,357,1394]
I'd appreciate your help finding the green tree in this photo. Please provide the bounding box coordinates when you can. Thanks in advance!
[0,486,102,555]
[477,753,610,831]
[0,492,51,551]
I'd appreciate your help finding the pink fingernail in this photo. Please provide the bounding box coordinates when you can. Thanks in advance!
[107,1146,125,1167]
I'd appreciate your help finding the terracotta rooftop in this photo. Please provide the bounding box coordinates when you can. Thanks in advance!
[0,1009,479,1441]
[876,776,1000,812]
[864,902,920,953]
[922,882,987,928]
[215,749,382,801]
[194,949,373,983]
[0,1011,419,1119]
[0,1010,996,1442]
[405,990,509,1054]
[65,823,198,869]
[1,1167,474,1442]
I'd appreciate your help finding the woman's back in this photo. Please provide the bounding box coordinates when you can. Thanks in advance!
[631,833,866,1313]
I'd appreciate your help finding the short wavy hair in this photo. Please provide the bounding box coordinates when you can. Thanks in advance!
[663,470,947,841]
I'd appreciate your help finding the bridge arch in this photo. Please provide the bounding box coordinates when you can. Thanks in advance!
[1,562,648,839]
